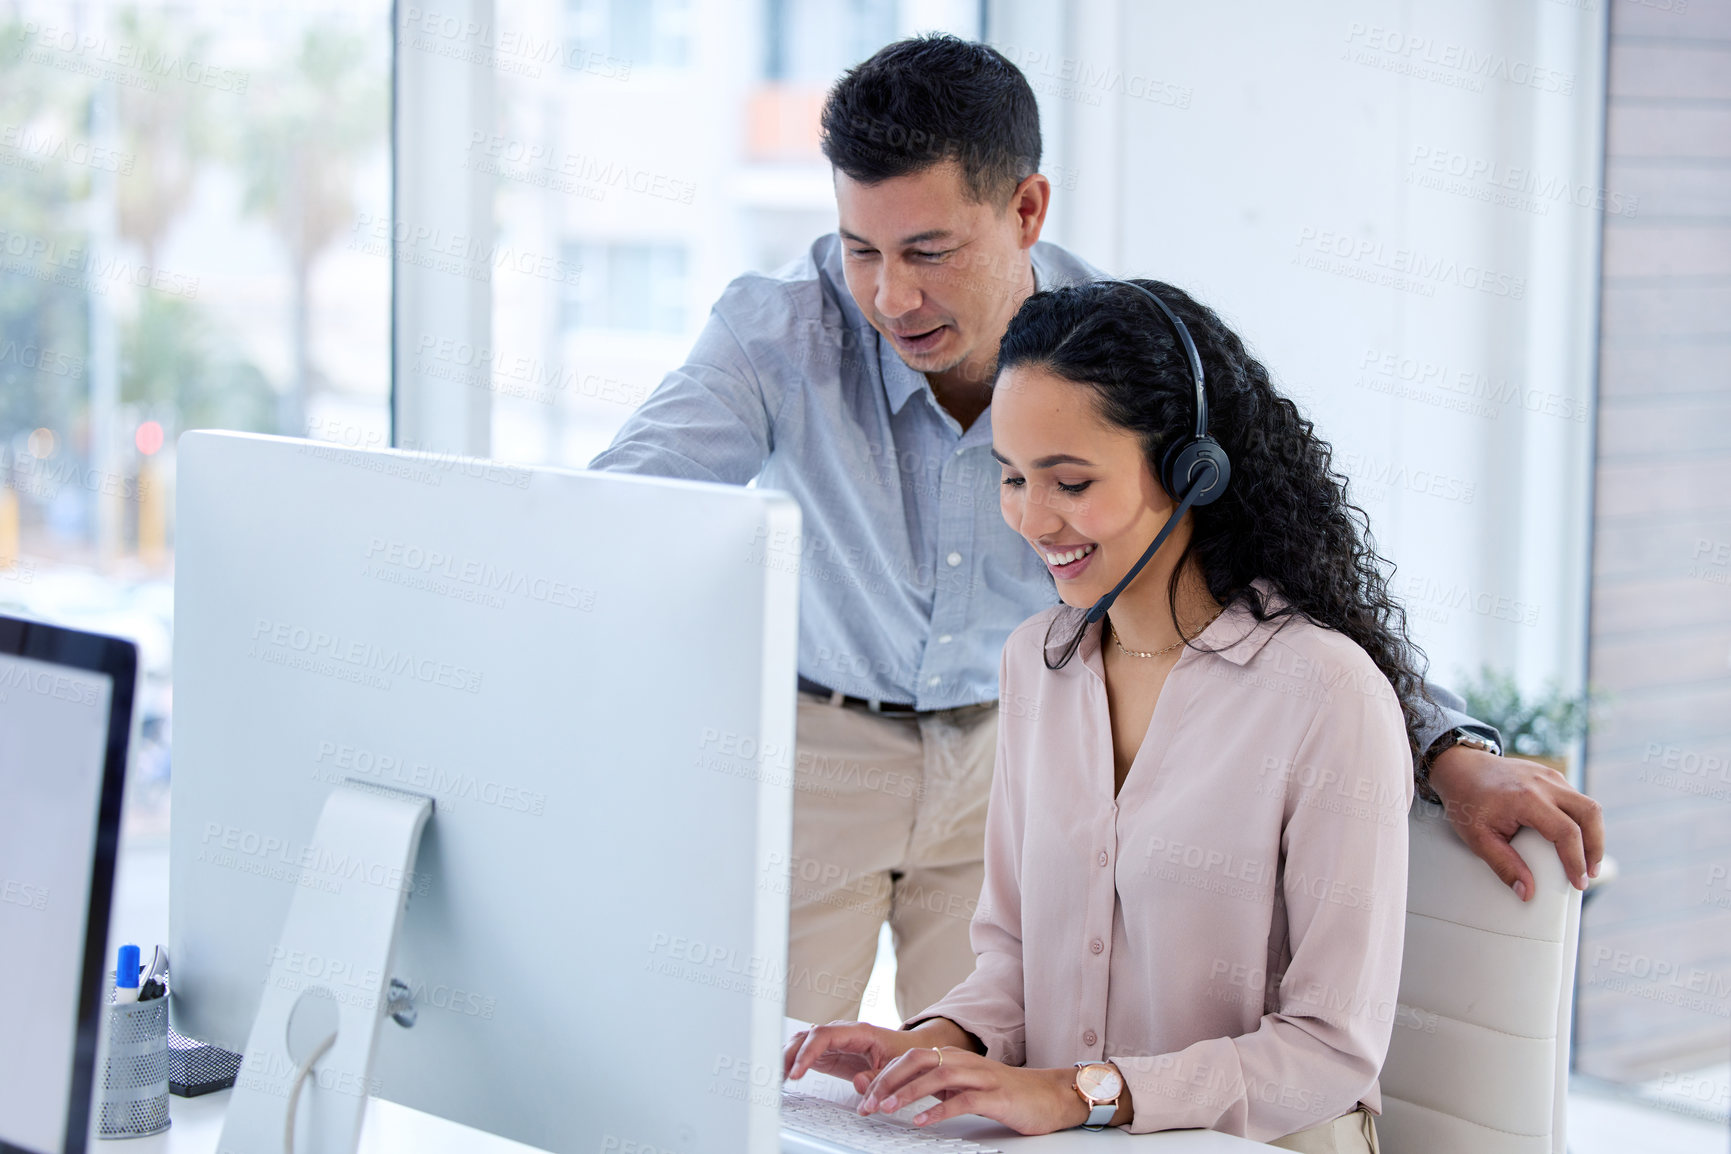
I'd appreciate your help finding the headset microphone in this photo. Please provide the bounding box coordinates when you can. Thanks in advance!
[1081,282,1231,627]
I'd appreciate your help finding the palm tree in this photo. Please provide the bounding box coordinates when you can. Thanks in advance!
[112,5,217,273]
[238,24,385,434]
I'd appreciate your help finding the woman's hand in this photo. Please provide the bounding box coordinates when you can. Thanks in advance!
[857,1046,1095,1135]
[782,1021,924,1093]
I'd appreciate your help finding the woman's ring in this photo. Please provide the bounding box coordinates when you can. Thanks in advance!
[932,1047,944,1067]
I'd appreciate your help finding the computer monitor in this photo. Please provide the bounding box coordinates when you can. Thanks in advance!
[0,615,136,1154]
[170,431,799,1153]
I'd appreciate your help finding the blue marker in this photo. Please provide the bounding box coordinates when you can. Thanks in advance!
[114,943,141,1004]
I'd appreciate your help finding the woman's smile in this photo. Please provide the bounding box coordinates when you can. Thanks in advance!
[1038,541,1098,580]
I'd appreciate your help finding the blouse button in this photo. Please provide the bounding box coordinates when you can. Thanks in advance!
[1090,938,1104,955]
[1097,850,1109,867]
[1084,1030,1098,1047]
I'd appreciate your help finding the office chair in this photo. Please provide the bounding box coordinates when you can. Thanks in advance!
[1378,802,1584,1153]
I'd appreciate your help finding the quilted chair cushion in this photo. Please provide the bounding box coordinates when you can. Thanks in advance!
[1378,803,1583,1154]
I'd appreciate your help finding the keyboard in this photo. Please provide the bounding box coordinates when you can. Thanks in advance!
[781,1089,1006,1153]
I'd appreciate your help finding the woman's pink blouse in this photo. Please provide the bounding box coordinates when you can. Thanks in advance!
[909,594,1412,1140]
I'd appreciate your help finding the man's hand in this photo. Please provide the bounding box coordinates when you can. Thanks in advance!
[1428,745,1604,901]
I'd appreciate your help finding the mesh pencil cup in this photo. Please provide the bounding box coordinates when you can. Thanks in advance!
[97,973,171,1138]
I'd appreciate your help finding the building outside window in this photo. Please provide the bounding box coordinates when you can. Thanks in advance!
[565,0,693,70]
[559,241,689,334]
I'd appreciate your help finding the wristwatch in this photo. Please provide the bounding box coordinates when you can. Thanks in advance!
[1072,1062,1123,1130]
[1417,727,1503,803]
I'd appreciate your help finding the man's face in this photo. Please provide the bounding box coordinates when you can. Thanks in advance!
[834,160,1047,387]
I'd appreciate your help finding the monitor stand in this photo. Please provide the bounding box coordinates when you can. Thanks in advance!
[217,780,433,1154]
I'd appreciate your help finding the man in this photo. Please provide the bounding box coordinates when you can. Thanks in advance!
[591,35,1603,1024]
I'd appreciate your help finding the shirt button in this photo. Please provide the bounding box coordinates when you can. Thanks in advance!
[1084,1030,1098,1047]
[1090,938,1104,955]
[928,676,940,687]
[938,634,953,644]
[946,551,962,567]
[1097,851,1109,867]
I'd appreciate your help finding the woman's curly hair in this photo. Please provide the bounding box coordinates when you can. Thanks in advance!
[998,278,1433,754]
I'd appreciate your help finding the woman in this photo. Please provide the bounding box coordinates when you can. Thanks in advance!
[783,279,1424,1151]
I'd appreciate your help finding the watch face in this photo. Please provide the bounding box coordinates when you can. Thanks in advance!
[1076,1063,1122,1102]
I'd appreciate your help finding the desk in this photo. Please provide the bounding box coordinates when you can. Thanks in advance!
[96,1089,1268,1152]
[95,855,1265,1153]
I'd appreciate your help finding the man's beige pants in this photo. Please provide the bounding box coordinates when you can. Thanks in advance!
[1267,1107,1380,1152]
[784,691,998,1024]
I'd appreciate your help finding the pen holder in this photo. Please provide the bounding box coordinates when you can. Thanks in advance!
[97,974,171,1138]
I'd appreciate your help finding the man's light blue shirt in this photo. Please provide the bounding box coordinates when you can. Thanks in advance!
[591,234,1098,709]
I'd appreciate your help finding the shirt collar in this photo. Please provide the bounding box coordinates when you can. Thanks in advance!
[1074,578,1295,678]
[1029,246,1049,293]
[1204,584,1294,666]
[878,333,928,416]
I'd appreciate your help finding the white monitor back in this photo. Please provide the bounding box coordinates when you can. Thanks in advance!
[170,431,798,1154]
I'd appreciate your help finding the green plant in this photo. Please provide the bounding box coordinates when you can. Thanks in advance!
[1457,666,1594,759]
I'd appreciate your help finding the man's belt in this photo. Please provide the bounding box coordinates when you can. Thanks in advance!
[797,675,920,715]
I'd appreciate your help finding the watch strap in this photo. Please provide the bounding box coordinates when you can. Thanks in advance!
[1418,727,1502,803]
[1083,1100,1116,1130]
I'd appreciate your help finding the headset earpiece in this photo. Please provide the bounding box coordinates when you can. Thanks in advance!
[1081,281,1233,625]
[1160,436,1231,508]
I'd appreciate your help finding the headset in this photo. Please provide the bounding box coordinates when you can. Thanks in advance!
[1082,281,1232,625]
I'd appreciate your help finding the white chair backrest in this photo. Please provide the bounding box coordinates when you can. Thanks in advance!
[1379,803,1583,1154]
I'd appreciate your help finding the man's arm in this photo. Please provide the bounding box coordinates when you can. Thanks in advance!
[1416,680,1605,902]
[1410,679,1497,758]
[588,287,782,483]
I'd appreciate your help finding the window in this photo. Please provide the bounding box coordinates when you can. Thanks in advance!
[764,0,897,84]
[560,242,688,334]
[476,0,976,475]
[0,3,392,826]
[564,0,692,72]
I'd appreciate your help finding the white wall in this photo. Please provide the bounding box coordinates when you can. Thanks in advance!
[992,0,1608,700]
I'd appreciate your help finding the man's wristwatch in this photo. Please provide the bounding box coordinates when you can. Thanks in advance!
[1417,727,1503,803]
[1072,1062,1123,1130]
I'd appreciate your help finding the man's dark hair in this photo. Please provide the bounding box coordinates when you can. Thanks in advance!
[819,34,1041,204]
